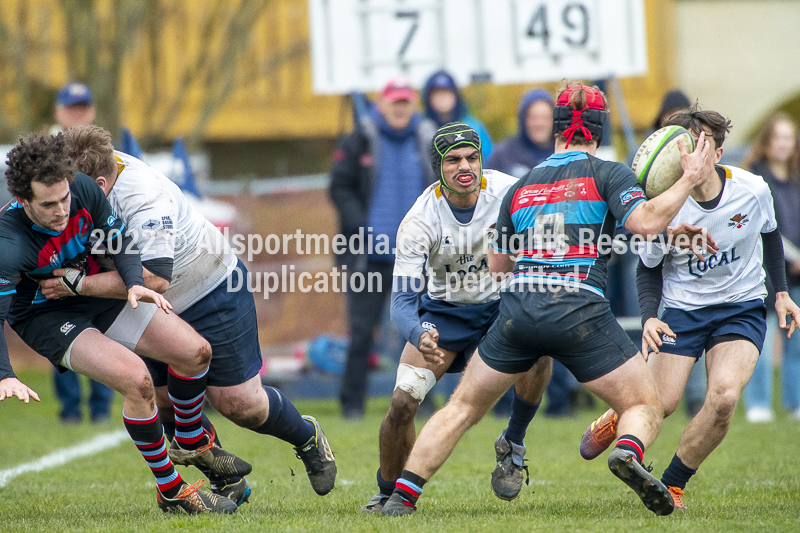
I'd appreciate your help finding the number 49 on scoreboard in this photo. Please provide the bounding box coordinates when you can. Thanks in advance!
[308,0,646,94]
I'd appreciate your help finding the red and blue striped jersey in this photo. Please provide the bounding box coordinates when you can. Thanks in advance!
[0,173,135,380]
[493,151,645,295]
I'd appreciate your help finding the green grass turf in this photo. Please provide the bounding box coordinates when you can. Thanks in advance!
[1,369,799,532]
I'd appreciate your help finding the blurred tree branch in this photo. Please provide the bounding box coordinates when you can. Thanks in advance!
[0,0,288,146]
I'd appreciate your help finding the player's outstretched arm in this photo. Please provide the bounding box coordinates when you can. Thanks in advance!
[0,377,40,403]
[625,132,712,237]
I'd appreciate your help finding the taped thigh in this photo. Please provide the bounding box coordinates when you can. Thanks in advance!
[394,363,436,402]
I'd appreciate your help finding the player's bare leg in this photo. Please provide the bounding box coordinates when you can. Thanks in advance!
[582,353,663,447]
[646,352,697,417]
[581,353,674,516]
[381,352,521,515]
[580,351,694,460]
[134,310,252,480]
[657,340,758,508]
[492,356,552,501]
[359,343,458,511]
[379,344,457,480]
[69,330,236,513]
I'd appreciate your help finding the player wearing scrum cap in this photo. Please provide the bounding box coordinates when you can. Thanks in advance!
[579,107,800,509]
[381,83,714,518]
[361,123,552,513]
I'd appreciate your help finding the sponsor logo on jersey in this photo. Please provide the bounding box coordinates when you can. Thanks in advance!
[60,322,75,335]
[0,278,11,285]
[661,334,676,345]
[687,247,740,278]
[619,186,645,206]
[728,213,749,229]
[107,215,117,226]
[142,219,160,230]
[49,252,60,267]
[161,216,174,230]
[421,321,436,331]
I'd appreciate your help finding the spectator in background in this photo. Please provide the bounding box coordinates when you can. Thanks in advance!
[422,70,493,157]
[652,90,692,133]
[329,77,436,420]
[486,89,554,178]
[51,82,97,134]
[49,81,114,424]
[741,113,800,422]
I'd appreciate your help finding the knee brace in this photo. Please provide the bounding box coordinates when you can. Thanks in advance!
[394,363,436,402]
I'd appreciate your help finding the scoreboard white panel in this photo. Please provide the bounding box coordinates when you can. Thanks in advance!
[308,0,647,94]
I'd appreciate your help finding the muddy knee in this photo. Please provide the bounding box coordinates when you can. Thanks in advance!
[386,389,420,425]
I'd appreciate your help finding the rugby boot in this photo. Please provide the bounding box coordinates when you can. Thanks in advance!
[380,492,417,517]
[294,415,337,495]
[608,448,674,516]
[668,486,688,509]
[491,430,529,501]
[360,493,390,513]
[169,433,252,478]
[157,479,238,514]
[211,477,251,507]
[580,408,618,460]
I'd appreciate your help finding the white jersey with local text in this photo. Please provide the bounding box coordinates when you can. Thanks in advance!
[639,165,777,310]
[108,151,238,313]
[394,170,518,304]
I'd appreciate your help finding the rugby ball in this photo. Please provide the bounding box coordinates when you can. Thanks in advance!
[631,125,695,198]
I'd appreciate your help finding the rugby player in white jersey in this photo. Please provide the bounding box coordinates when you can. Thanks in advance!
[39,125,336,504]
[579,107,800,509]
[361,123,552,512]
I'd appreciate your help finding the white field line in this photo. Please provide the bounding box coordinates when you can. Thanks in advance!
[0,429,129,488]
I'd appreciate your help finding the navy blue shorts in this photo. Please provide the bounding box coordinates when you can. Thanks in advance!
[659,300,767,359]
[479,288,639,383]
[418,294,500,374]
[144,260,263,387]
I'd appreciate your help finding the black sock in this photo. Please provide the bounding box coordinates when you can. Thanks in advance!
[614,434,645,464]
[394,470,427,507]
[661,454,697,490]
[505,392,540,445]
[377,469,395,496]
[252,386,315,447]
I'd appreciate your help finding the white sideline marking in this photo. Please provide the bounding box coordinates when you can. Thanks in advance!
[0,430,129,488]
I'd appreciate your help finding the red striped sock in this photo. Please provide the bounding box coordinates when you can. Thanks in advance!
[123,410,183,498]
[615,434,645,464]
[168,366,208,450]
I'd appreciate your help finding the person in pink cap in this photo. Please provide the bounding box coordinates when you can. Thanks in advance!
[330,76,437,420]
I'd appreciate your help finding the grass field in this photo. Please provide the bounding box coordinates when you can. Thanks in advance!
[1,369,799,532]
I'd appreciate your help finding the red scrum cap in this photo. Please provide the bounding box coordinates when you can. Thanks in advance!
[553,85,608,148]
